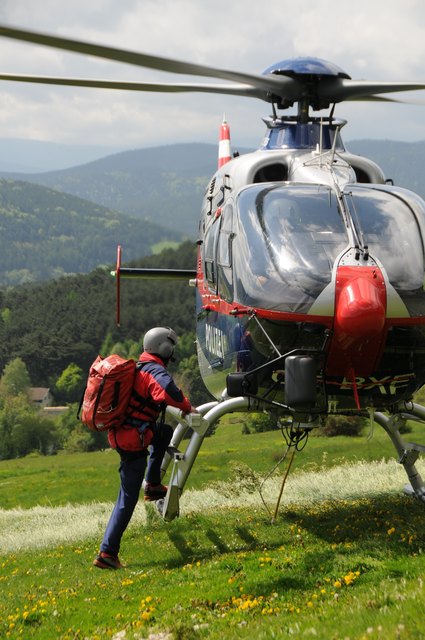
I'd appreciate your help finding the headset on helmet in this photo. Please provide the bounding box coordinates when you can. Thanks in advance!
[143,326,178,360]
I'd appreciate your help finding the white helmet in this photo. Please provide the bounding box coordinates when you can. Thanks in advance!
[143,326,178,360]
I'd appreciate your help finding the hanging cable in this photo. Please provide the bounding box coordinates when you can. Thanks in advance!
[272,447,296,523]
[258,418,312,521]
[258,445,291,518]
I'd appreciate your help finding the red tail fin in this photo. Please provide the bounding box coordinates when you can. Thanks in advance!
[218,116,231,168]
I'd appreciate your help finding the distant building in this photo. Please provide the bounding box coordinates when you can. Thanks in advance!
[29,387,53,409]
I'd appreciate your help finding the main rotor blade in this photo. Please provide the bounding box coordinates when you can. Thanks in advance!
[0,72,262,98]
[2,25,424,107]
[349,95,425,105]
[0,24,289,95]
[323,79,425,101]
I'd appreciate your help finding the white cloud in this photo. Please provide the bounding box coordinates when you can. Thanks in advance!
[0,0,425,147]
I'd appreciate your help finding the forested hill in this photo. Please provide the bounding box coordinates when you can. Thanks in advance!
[0,178,182,286]
[0,241,197,385]
[0,143,251,236]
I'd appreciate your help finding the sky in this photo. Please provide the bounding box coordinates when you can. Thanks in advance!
[1,0,425,152]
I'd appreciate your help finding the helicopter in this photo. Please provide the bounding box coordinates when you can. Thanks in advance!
[2,25,425,521]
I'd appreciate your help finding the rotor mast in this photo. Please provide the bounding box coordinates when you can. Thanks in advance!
[297,95,310,124]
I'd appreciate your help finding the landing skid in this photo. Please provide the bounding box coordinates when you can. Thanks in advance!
[375,403,425,503]
[157,396,260,520]
[155,398,425,521]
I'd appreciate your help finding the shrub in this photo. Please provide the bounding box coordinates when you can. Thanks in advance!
[319,415,364,437]
[243,412,280,434]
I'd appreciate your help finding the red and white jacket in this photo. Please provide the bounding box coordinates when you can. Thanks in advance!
[108,352,193,452]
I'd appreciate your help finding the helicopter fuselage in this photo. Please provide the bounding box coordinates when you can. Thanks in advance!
[196,120,425,415]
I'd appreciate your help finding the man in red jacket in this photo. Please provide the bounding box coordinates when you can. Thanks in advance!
[93,326,196,570]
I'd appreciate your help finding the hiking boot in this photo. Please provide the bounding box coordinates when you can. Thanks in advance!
[144,483,168,501]
[93,552,123,570]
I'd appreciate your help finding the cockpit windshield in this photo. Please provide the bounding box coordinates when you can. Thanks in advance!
[233,184,349,312]
[345,187,424,290]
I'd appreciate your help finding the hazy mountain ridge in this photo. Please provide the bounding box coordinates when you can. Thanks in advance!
[346,139,425,197]
[0,143,251,236]
[0,137,125,172]
[2,140,425,235]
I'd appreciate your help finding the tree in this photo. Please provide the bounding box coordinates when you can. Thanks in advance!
[0,394,60,458]
[0,357,31,399]
[10,413,60,457]
[57,404,108,452]
[242,412,281,434]
[55,363,84,403]
[0,242,197,385]
[64,422,105,453]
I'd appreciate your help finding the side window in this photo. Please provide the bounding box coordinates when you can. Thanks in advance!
[217,204,233,267]
[204,218,220,291]
[217,204,234,302]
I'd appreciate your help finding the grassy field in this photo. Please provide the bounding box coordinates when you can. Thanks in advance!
[1,419,425,639]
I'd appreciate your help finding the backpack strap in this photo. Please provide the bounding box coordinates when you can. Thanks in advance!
[138,361,167,422]
[124,361,166,427]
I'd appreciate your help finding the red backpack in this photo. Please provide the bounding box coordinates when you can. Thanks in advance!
[79,355,137,432]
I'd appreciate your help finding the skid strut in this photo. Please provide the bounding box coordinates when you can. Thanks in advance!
[375,403,425,502]
[156,397,253,521]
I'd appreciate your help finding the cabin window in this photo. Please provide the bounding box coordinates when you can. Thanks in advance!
[217,204,234,302]
[203,217,220,290]
[217,204,233,268]
[265,121,345,151]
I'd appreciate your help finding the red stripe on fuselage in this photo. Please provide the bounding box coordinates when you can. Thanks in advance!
[196,274,425,327]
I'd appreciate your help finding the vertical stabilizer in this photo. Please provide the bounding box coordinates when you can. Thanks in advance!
[218,115,231,168]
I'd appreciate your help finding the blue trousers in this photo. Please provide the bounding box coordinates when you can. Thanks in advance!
[100,422,173,556]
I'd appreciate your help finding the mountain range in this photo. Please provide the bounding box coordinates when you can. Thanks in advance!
[0,143,248,236]
[2,139,425,236]
[346,139,425,198]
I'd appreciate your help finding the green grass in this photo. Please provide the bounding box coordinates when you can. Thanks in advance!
[1,498,424,639]
[1,420,425,639]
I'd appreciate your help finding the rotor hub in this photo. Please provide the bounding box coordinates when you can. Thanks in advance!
[262,57,351,80]
[262,57,351,113]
